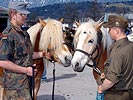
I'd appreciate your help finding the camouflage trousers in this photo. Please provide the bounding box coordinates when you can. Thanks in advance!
[0,76,4,100]
[4,88,32,100]
[0,84,4,100]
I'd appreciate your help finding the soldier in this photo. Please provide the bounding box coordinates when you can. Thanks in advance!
[97,15,133,100]
[0,1,50,100]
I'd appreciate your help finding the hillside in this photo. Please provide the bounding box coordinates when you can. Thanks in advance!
[27,0,133,24]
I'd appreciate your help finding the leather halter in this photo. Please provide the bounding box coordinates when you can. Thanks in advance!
[75,42,102,75]
[75,45,98,59]
[75,44,98,66]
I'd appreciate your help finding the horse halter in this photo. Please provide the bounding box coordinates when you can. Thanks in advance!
[75,45,98,60]
[75,44,102,75]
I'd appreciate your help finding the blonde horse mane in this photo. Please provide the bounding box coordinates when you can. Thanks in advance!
[100,26,113,55]
[39,18,63,53]
[74,20,98,48]
[27,23,42,48]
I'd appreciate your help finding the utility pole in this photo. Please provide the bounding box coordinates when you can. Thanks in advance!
[104,1,109,22]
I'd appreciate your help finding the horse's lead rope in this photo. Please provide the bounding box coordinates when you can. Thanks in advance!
[32,66,35,100]
[51,61,55,100]
[86,60,102,75]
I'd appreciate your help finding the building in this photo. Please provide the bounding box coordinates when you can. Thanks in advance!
[124,13,133,26]
[0,6,9,33]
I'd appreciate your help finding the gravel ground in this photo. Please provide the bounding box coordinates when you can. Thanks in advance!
[37,62,97,100]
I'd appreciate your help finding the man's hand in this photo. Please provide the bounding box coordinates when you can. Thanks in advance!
[25,65,37,76]
[42,51,51,60]
[97,79,114,94]
[100,73,105,79]
[97,86,104,93]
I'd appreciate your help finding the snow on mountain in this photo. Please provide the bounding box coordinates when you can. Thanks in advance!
[0,0,131,8]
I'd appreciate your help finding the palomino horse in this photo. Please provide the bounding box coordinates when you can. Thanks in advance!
[71,19,113,82]
[27,18,72,100]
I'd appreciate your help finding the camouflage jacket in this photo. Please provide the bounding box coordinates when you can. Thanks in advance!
[0,23,34,90]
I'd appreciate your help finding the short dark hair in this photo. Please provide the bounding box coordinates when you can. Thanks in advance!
[8,9,17,18]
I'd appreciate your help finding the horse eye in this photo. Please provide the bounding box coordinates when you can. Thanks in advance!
[88,39,94,43]
[84,31,87,34]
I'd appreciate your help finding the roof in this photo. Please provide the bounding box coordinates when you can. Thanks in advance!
[0,6,8,14]
[124,13,133,20]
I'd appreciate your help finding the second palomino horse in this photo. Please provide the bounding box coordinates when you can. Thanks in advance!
[71,19,113,82]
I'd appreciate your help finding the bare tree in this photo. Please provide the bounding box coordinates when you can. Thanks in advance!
[87,0,103,21]
[63,3,78,26]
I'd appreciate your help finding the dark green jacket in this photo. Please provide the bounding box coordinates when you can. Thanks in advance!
[104,38,133,90]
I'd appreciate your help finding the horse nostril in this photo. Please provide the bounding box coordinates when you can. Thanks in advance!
[65,56,70,61]
[65,56,67,61]
[75,62,79,67]
[65,56,71,64]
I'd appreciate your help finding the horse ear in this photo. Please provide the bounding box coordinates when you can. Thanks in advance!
[95,16,104,31]
[59,18,64,23]
[39,18,46,26]
[95,21,104,31]
[75,21,80,27]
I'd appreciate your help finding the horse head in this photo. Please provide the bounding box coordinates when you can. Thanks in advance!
[27,18,72,67]
[71,19,112,72]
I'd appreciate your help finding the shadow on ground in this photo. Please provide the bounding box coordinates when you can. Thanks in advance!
[46,73,77,82]
[37,95,67,100]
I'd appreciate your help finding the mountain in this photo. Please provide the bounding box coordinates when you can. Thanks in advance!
[0,0,132,8]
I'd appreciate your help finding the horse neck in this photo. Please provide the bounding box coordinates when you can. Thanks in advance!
[96,43,107,70]
[34,30,41,52]
[93,42,107,80]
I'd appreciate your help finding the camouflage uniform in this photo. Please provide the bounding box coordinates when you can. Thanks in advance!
[103,38,133,100]
[0,23,34,100]
[0,33,4,100]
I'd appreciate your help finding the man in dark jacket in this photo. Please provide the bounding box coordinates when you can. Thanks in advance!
[97,15,133,100]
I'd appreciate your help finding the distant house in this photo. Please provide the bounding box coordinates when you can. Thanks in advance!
[0,6,9,33]
[124,13,133,26]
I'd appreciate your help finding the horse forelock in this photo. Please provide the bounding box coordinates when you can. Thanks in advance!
[39,19,63,53]
[75,21,113,55]
[74,22,98,48]
[27,23,42,48]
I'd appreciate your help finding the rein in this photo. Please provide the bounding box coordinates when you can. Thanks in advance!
[86,44,103,75]
[35,27,56,100]
[30,65,36,100]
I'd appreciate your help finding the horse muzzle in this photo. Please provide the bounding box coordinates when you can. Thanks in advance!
[72,62,85,72]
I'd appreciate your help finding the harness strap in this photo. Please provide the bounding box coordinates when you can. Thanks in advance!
[75,49,92,57]
[75,47,102,75]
